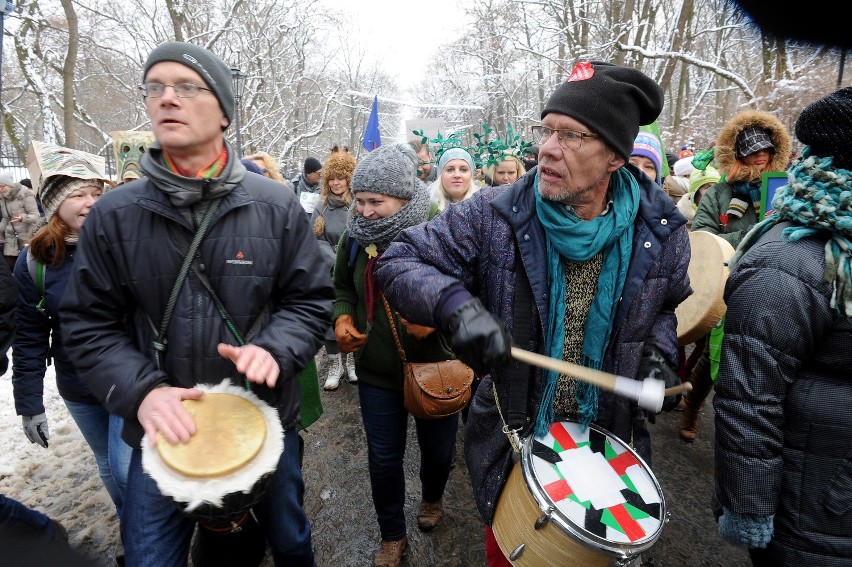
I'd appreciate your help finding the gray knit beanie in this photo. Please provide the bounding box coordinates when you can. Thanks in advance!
[143,42,234,127]
[351,143,419,199]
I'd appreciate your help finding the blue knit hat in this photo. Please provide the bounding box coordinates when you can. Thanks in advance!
[437,147,475,173]
[631,132,663,184]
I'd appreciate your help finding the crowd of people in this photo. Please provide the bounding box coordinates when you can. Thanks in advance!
[1,39,850,567]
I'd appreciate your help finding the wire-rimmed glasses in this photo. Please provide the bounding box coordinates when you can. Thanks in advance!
[531,126,598,151]
[138,82,213,99]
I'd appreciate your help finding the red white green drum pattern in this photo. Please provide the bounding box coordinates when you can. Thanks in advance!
[525,420,664,547]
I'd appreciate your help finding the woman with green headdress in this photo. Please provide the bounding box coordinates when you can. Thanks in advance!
[714,87,852,566]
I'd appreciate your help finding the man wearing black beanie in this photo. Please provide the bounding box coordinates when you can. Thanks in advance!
[376,60,691,565]
[289,157,323,216]
[59,41,331,567]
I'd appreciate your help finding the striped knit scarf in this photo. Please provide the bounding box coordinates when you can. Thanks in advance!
[732,146,852,315]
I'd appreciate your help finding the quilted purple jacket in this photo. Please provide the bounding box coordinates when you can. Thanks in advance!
[376,165,691,524]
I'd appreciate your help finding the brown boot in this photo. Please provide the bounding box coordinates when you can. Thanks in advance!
[373,536,408,567]
[679,397,702,442]
[417,498,444,531]
[679,344,715,442]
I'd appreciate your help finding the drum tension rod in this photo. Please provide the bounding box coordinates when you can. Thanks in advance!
[534,506,553,530]
[509,544,525,561]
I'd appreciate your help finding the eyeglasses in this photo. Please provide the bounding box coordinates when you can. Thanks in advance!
[531,126,598,151]
[138,82,213,99]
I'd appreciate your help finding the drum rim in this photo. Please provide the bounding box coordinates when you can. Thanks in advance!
[519,420,666,559]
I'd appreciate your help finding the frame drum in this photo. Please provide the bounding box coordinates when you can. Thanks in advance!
[142,380,284,525]
[676,231,735,345]
[492,421,665,566]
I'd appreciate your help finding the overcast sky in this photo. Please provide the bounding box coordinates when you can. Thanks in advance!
[320,0,470,89]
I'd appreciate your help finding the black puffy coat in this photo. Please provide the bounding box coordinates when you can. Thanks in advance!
[715,222,852,564]
[60,142,333,447]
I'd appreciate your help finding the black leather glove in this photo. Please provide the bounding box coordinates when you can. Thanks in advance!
[445,298,512,376]
[637,345,682,413]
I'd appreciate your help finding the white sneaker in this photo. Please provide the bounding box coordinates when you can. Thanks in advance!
[345,353,358,383]
[323,354,344,390]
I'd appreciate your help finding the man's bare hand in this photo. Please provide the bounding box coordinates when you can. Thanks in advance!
[217,343,280,388]
[138,386,203,446]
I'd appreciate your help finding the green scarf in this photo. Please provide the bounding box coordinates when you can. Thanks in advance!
[732,146,852,315]
[533,168,639,436]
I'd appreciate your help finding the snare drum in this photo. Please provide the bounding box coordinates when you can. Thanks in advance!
[142,380,284,526]
[492,421,665,566]
[676,231,735,345]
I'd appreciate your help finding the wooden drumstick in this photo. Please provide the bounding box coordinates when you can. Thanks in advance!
[665,382,693,396]
[510,347,690,413]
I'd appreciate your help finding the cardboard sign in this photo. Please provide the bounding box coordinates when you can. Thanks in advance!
[26,141,110,196]
[759,171,788,220]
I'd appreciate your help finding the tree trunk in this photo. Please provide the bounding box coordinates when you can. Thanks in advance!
[59,0,78,147]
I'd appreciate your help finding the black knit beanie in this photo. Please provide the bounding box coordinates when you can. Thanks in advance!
[304,157,323,175]
[541,61,664,160]
[795,87,852,170]
[143,42,234,128]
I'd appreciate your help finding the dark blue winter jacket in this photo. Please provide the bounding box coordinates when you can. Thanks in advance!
[12,246,100,415]
[376,165,692,523]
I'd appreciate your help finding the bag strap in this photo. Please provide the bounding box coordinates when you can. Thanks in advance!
[26,249,47,314]
[506,254,534,431]
[153,198,223,370]
[381,295,408,363]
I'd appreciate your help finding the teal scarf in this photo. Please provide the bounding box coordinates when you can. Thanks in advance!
[533,169,639,436]
[732,146,852,316]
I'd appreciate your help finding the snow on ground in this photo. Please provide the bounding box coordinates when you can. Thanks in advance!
[0,350,121,562]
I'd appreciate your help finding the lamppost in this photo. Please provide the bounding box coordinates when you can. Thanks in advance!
[230,66,246,159]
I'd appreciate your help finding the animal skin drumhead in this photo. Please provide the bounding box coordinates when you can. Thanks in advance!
[675,231,735,345]
[157,393,267,478]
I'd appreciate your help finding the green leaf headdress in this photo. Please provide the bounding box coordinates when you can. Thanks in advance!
[471,123,534,171]
[411,128,476,174]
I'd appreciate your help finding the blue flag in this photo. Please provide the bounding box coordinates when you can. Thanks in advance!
[362,96,381,152]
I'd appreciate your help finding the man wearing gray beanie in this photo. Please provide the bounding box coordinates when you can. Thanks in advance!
[59,41,331,567]
[376,60,691,564]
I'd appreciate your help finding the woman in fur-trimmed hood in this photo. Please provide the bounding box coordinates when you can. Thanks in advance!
[714,110,792,186]
[692,110,792,249]
[679,109,792,445]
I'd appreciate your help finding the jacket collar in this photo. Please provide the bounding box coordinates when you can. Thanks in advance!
[491,165,687,235]
[141,139,246,208]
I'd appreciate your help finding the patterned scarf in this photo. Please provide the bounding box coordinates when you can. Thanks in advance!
[533,168,639,436]
[727,180,762,219]
[732,146,852,315]
[163,146,228,178]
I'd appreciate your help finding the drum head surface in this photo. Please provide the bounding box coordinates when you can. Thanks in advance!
[675,231,734,345]
[524,421,664,549]
[157,393,267,478]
